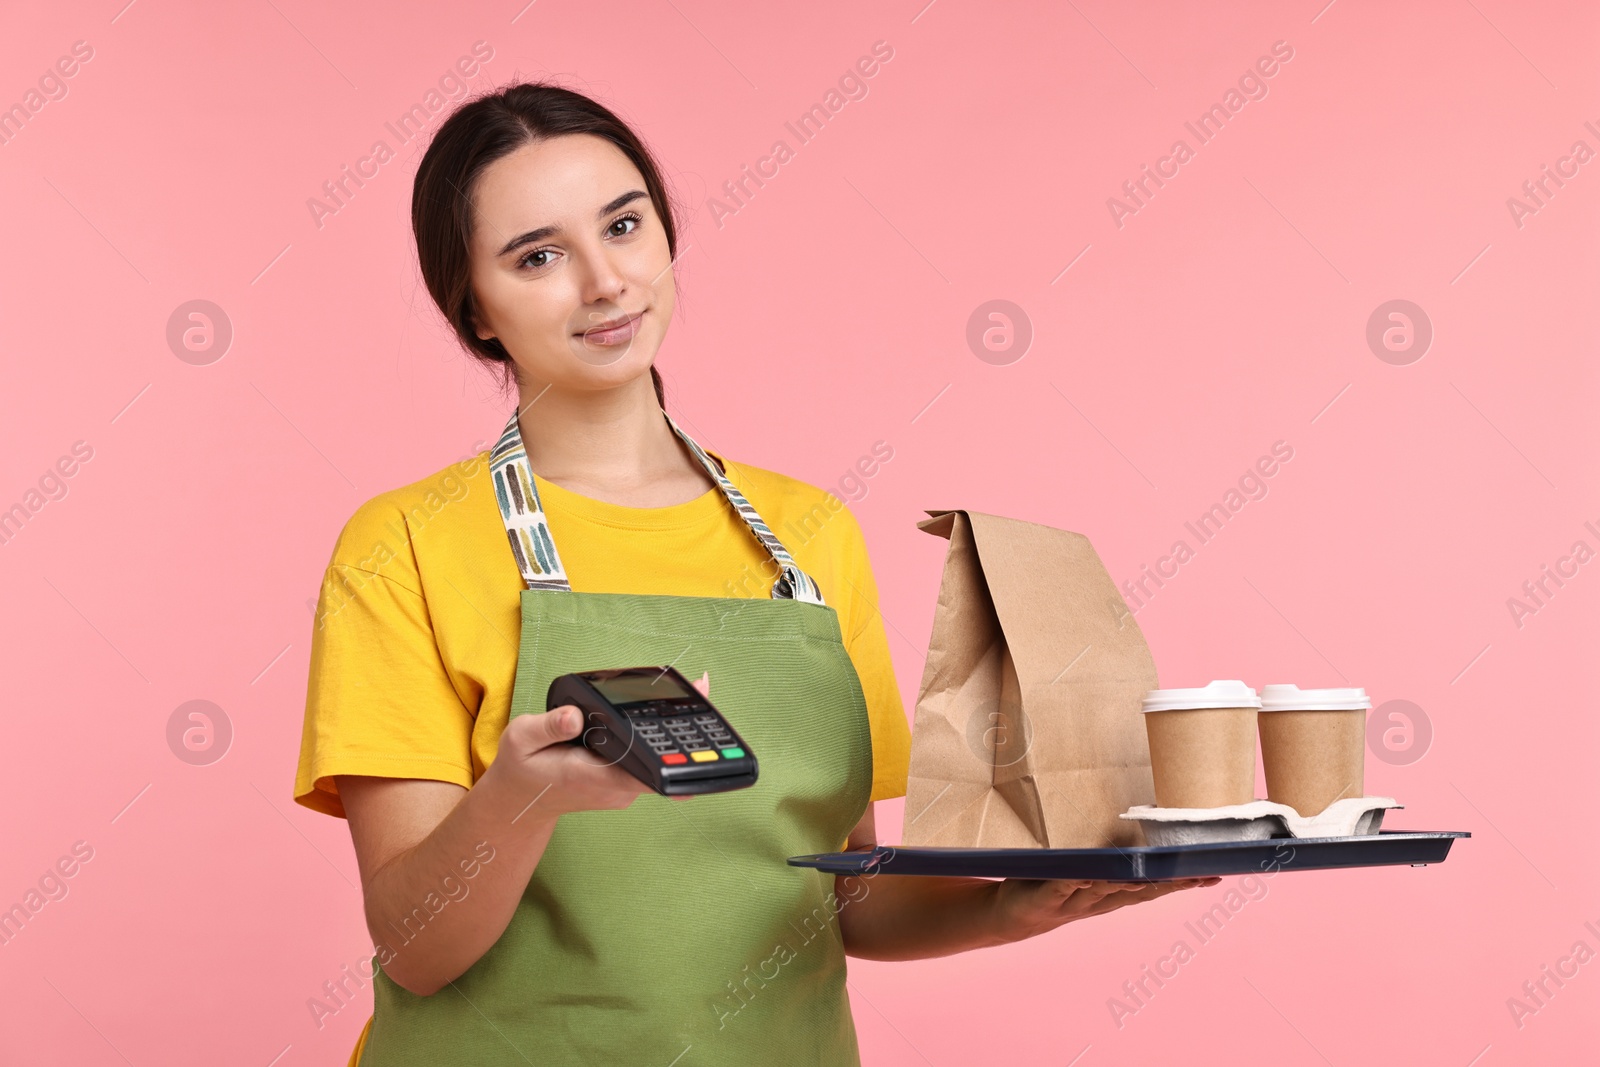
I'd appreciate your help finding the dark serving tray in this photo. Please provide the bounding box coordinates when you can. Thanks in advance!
[788,830,1469,882]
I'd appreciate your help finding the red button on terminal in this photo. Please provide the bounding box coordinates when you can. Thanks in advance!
[661,753,688,765]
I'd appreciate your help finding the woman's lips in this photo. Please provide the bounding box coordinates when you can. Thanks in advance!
[578,311,644,345]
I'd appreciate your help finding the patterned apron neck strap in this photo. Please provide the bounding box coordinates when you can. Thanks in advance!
[488,410,571,592]
[661,410,826,606]
[488,407,826,605]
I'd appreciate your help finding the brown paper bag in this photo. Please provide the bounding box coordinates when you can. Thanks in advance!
[900,510,1158,849]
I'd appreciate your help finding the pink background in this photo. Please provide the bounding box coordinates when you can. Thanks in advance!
[2,0,1595,1063]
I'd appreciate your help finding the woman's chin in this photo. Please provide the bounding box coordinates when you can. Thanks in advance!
[567,359,659,394]
[566,336,659,380]
[508,339,659,394]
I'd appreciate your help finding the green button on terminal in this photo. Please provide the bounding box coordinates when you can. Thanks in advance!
[720,747,745,759]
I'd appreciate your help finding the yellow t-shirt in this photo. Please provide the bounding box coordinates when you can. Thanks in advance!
[302,443,914,1064]
[294,444,912,817]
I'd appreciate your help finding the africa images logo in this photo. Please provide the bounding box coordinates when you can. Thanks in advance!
[1105,40,1296,229]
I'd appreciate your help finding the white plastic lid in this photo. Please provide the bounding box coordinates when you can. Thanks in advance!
[1140,680,1261,713]
[1259,683,1370,711]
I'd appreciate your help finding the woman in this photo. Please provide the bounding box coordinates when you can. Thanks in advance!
[294,81,1216,1066]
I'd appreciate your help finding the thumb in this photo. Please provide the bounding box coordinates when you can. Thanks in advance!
[517,705,583,751]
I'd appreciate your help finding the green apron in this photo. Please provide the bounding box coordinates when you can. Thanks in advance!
[358,408,875,1065]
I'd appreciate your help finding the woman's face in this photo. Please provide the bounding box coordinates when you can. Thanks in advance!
[467,133,675,394]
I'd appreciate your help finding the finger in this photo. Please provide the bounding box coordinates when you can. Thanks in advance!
[1099,881,1177,904]
[1008,879,1086,913]
[516,705,584,751]
[1079,882,1181,917]
[1062,881,1142,909]
[1048,880,1096,903]
[1010,878,1079,898]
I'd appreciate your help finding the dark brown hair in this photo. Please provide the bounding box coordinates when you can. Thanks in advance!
[411,81,680,406]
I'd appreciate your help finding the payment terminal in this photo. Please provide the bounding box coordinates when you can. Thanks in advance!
[547,666,759,796]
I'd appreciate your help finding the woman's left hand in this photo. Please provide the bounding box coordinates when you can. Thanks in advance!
[990,875,1222,944]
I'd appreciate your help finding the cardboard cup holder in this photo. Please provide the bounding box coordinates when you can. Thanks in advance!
[1119,796,1401,847]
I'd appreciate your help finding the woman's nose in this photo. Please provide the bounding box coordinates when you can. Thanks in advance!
[575,244,627,304]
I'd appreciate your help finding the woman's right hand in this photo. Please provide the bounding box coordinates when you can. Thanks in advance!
[490,705,682,820]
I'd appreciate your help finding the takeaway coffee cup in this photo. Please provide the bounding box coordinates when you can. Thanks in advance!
[1140,680,1261,809]
[1257,684,1370,817]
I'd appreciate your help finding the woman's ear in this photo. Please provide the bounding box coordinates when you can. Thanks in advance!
[467,293,494,342]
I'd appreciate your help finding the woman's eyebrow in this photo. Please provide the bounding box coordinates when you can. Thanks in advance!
[496,190,649,256]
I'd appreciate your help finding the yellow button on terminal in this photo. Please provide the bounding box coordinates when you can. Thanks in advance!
[689,750,720,762]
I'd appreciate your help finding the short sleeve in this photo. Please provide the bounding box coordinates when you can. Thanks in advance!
[293,562,476,818]
[835,517,913,804]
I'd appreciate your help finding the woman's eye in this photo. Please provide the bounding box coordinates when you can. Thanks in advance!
[517,212,641,270]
